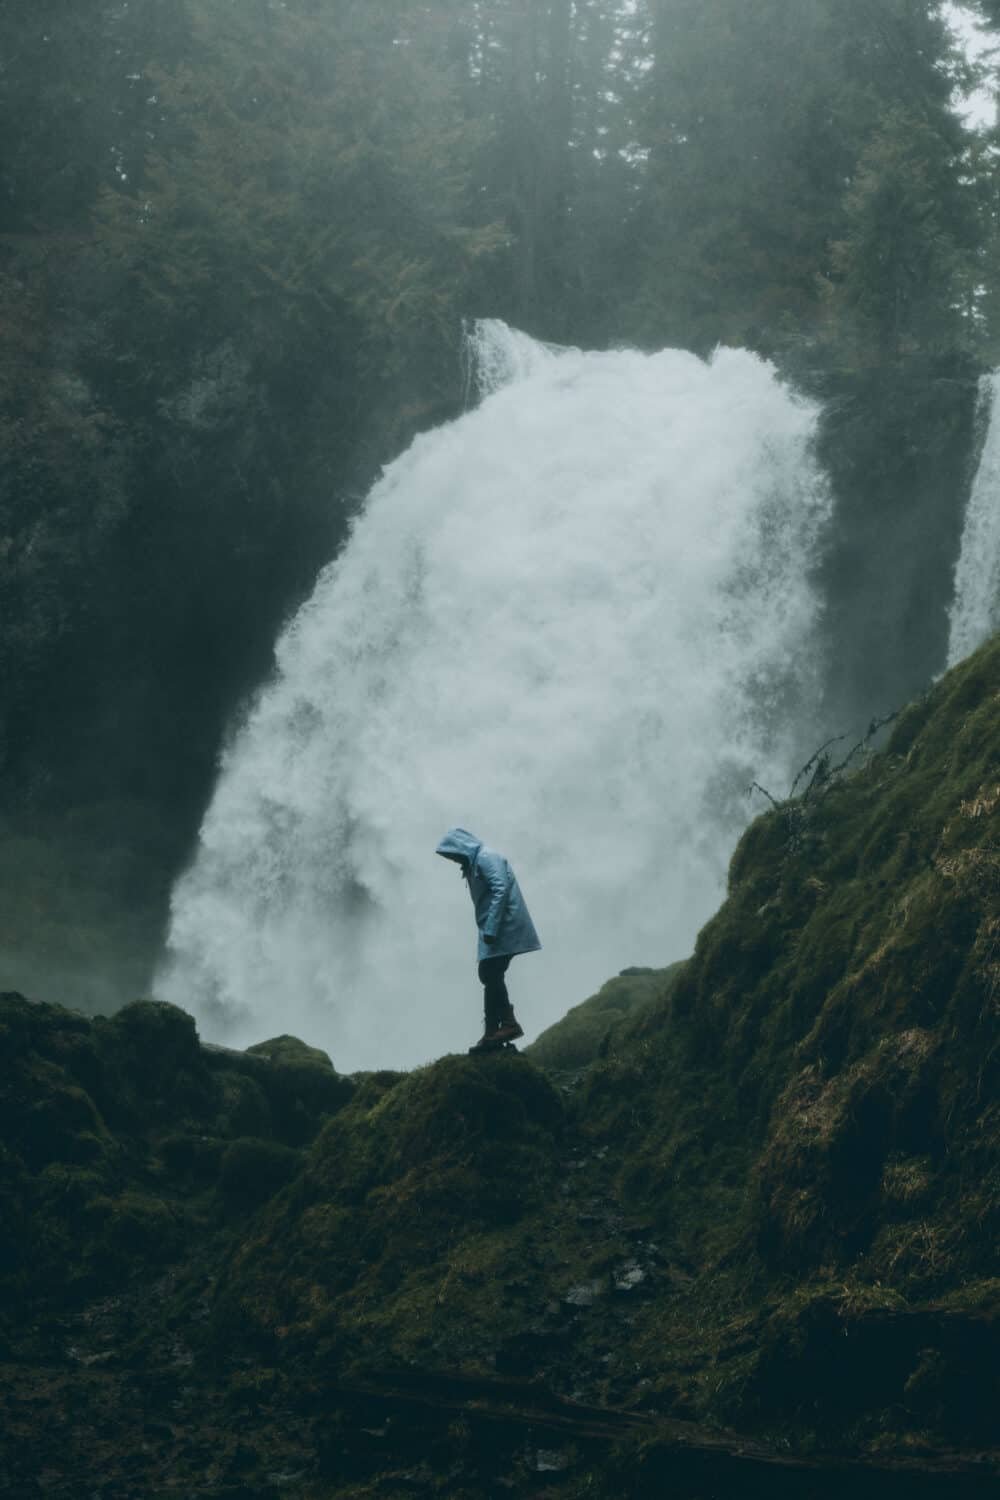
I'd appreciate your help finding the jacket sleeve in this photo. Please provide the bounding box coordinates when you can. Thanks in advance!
[478,852,511,940]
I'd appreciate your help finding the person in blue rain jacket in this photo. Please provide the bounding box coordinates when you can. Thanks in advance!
[436,828,541,1051]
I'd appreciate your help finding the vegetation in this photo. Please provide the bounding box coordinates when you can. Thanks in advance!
[526,963,681,1070]
[2,639,998,1494]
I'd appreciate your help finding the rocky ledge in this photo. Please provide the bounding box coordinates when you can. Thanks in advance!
[2,638,999,1497]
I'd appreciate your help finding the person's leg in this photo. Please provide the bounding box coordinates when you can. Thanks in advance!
[477,956,511,1035]
[495,977,523,1039]
[475,956,522,1045]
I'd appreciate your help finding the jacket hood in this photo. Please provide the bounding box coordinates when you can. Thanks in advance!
[435,828,483,865]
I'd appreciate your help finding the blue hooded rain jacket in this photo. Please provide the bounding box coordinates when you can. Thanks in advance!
[436,828,542,963]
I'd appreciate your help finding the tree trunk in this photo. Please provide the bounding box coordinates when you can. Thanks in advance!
[508,0,540,324]
[506,0,574,332]
[538,0,573,331]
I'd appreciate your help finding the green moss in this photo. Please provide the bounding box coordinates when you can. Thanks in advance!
[215,1070,273,1138]
[219,1137,303,1211]
[19,1082,109,1170]
[0,986,366,1328]
[88,1190,182,1265]
[247,1034,335,1069]
[158,1131,226,1179]
[206,1036,354,1146]
[216,1054,565,1360]
[93,999,216,1128]
[527,964,683,1071]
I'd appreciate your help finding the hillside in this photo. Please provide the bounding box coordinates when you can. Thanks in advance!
[2,637,998,1498]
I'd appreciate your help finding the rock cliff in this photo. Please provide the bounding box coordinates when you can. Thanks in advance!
[2,638,998,1497]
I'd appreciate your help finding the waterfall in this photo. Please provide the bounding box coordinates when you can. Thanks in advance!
[156,323,831,1070]
[947,370,1000,668]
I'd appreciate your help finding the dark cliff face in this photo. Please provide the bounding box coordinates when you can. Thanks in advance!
[2,637,999,1497]
[814,355,981,733]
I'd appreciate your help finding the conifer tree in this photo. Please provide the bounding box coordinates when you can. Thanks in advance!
[828,106,977,363]
[624,0,979,358]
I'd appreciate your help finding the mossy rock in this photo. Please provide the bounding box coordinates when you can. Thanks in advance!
[0,991,93,1057]
[87,1190,183,1267]
[297,1053,564,1230]
[93,1000,216,1127]
[204,1038,352,1147]
[755,1029,943,1264]
[158,1132,227,1180]
[246,1034,335,1070]
[36,1162,113,1209]
[219,1137,304,1211]
[356,1052,563,1179]
[217,1055,565,1352]
[527,964,684,1071]
[100,998,200,1066]
[18,1083,109,1171]
[215,1070,273,1139]
[0,1144,31,1281]
[745,1288,1000,1445]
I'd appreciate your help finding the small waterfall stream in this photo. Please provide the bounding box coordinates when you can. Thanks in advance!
[948,370,1000,667]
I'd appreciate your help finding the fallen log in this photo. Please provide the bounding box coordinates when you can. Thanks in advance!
[327,1368,1000,1495]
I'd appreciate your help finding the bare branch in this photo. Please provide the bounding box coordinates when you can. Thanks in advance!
[790,734,849,799]
[746,781,782,810]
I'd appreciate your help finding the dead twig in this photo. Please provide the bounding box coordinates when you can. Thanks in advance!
[746,711,901,842]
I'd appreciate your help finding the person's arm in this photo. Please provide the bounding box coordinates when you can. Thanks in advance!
[478,852,511,945]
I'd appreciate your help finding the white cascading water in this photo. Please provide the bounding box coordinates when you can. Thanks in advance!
[947,369,1000,667]
[156,322,831,1070]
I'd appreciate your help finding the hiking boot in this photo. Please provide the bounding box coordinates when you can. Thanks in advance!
[469,1032,519,1054]
[493,1015,524,1044]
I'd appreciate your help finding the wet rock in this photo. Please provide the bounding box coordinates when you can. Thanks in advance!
[612,1260,648,1294]
[564,1279,605,1307]
[67,1346,116,1368]
[531,1448,571,1472]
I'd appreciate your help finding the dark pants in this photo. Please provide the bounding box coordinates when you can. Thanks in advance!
[478,955,512,1030]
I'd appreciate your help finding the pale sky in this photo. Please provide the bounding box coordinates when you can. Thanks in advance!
[945,2,998,129]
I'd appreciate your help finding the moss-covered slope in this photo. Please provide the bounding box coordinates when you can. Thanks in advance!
[594,632,999,1293]
[555,634,1000,1448]
[206,639,999,1472]
[526,963,683,1071]
[3,637,999,1497]
[0,996,352,1332]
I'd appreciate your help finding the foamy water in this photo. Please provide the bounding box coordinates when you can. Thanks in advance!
[948,370,1000,666]
[157,323,831,1069]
